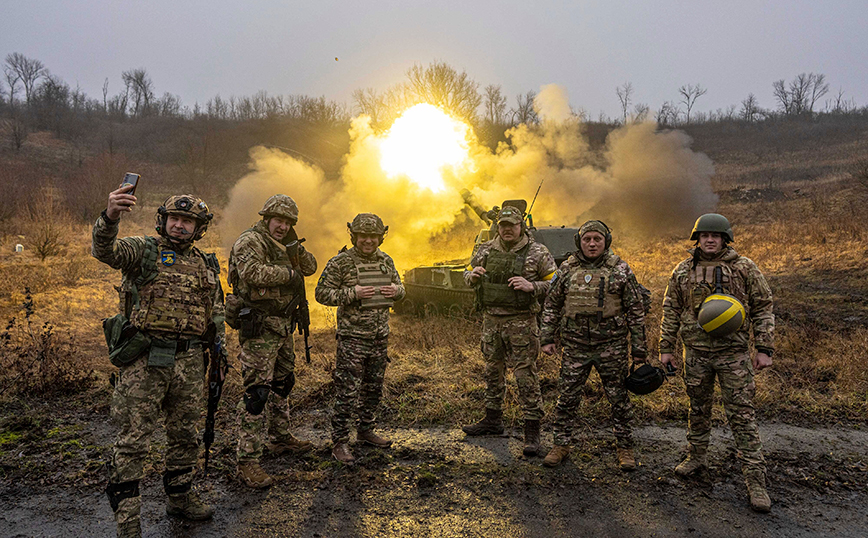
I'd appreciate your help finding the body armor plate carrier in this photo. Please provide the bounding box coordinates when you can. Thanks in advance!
[479,243,534,310]
[564,256,622,320]
[355,258,393,310]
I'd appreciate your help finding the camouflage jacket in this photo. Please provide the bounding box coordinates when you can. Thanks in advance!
[91,211,225,341]
[464,233,557,316]
[540,250,647,357]
[315,246,405,339]
[659,246,775,354]
[228,221,317,318]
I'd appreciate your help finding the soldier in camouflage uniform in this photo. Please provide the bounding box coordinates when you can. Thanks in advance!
[660,213,774,513]
[228,195,317,487]
[93,185,224,538]
[462,205,557,457]
[315,213,404,464]
[539,221,647,470]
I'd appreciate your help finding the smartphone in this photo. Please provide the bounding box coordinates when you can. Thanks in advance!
[121,173,141,195]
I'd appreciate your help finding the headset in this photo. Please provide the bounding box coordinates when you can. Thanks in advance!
[574,220,612,250]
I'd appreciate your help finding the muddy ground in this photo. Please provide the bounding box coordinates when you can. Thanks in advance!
[1,409,866,538]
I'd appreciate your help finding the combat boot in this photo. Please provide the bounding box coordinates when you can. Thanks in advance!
[543,445,570,467]
[267,433,314,456]
[617,447,636,471]
[332,442,356,464]
[117,518,141,538]
[523,419,541,457]
[675,446,707,476]
[166,490,215,521]
[462,408,505,436]
[745,469,772,513]
[236,461,274,488]
[358,430,392,448]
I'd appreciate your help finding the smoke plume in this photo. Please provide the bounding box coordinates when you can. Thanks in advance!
[221,84,717,278]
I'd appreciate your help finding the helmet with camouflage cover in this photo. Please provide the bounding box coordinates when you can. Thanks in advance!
[155,194,213,242]
[259,194,299,223]
[690,213,734,242]
[348,213,388,245]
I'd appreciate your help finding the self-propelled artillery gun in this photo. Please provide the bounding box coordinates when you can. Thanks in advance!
[396,190,579,316]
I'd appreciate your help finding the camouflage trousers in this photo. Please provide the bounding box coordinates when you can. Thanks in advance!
[332,335,389,443]
[551,337,633,448]
[683,347,765,472]
[108,347,204,524]
[481,313,543,421]
[236,326,297,463]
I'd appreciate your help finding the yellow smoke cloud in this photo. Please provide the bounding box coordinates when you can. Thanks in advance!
[221,84,717,284]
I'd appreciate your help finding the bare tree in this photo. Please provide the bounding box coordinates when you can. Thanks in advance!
[3,63,20,114]
[510,91,538,126]
[655,101,679,126]
[615,82,633,124]
[353,87,386,126]
[632,103,650,123]
[678,83,707,123]
[404,62,482,123]
[122,68,154,118]
[4,53,46,107]
[773,73,829,115]
[483,84,508,126]
[740,93,760,122]
[102,78,109,113]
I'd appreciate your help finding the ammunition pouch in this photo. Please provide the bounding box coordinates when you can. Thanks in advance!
[479,281,534,310]
[103,314,151,368]
[237,307,264,339]
[106,479,140,512]
[244,384,270,415]
[163,467,194,495]
[224,293,243,329]
[271,373,295,398]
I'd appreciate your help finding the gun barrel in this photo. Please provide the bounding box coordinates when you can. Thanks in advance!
[461,189,492,225]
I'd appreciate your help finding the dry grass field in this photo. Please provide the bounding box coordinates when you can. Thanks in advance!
[2,117,866,434]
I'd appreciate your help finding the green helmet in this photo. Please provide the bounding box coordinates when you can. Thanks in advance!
[259,194,299,223]
[155,194,213,242]
[690,213,733,242]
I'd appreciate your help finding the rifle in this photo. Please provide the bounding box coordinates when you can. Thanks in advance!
[202,323,228,474]
[286,235,312,364]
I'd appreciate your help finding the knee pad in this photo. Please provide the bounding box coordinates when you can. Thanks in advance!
[106,480,140,512]
[244,384,270,415]
[271,373,295,398]
[163,467,194,495]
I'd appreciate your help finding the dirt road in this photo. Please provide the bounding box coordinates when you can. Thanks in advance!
[2,420,866,537]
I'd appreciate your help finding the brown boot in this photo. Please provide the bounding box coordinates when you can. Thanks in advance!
[675,445,707,477]
[117,518,141,538]
[462,408,505,436]
[543,445,570,467]
[267,433,314,456]
[617,447,636,471]
[358,430,392,448]
[523,419,541,457]
[166,489,215,521]
[332,441,356,464]
[745,469,772,513]
[236,461,273,488]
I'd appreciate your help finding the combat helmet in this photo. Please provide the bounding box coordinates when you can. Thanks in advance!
[690,213,733,242]
[155,194,213,242]
[259,195,299,223]
[348,213,388,245]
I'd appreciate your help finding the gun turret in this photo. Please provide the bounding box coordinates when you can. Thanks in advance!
[461,189,499,225]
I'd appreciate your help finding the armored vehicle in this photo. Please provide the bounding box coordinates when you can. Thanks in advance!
[396,191,579,316]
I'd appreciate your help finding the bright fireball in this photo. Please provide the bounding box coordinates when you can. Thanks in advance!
[379,104,471,192]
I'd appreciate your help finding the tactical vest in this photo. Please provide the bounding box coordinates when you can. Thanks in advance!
[479,243,534,310]
[564,257,623,319]
[229,227,297,315]
[688,260,738,312]
[127,237,218,338]
[354,254,393,310]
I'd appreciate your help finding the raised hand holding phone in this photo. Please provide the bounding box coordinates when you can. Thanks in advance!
[106,173,140,221]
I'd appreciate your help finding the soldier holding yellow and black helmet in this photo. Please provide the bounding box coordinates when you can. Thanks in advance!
[659,213,774,513]
[462,204,557,457]
[228,194,317,488]
[315,213,404,464]
[93,185,224,538]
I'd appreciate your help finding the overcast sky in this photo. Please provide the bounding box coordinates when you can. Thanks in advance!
[2,0,866,119]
